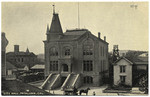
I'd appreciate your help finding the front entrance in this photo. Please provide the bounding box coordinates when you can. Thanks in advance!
[62,64,68,72]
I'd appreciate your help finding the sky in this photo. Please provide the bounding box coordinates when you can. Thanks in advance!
[2,2,149,54]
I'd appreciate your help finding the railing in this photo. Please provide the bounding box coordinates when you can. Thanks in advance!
[50,74,60,89]
[41,73,52,89]
[61,74,71,90]
[72,74,79,87]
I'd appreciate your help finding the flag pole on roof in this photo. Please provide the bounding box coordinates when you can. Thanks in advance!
[53,4,55,14]
[78,2,80,29]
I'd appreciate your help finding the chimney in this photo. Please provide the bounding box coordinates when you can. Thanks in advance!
[98,32,100,39]
[14,45,19,53]
[104,36,106,41]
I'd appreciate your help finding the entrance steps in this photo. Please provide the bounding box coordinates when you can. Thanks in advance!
[41,73,81,90]
[61,73,80,90]
[41,73,60,90]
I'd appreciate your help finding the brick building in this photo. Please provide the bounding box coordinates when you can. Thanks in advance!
[6,45,38,69]
[42,9,109,90]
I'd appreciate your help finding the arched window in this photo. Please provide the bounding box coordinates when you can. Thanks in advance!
[64,46,71,56]
[50,47,58,56]
[83,38,93,55]
[83,76,93,84]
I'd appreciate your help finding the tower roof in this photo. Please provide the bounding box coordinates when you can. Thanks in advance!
[26,47,29,53]
[49,13,63,34]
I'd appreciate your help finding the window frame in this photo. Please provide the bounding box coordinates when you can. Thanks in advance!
[50,47,58,56]
[83,60,93,71]
[120,65,126,73]
[50,61,58,71]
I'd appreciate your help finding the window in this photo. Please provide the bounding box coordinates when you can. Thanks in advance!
[65,48,70,56]
[50,47,58,56]
[83,76,93,84]
[120,76,126,83]
[83,60,93,71]
[120,66,126,73]
[64,46,71,56]
[83,39,93,56]
[22,58,24,62]
[50,61,58,71]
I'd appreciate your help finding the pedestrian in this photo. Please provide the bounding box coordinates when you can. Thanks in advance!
[93,91,96,96]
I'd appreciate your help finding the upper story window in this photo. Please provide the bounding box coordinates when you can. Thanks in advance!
[64,46,71,56]
[83,38,93,56]
[50,47,58,56]
[120,66,126,73]
[83,60,93,71]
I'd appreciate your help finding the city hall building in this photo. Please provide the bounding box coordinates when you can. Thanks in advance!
[42,9,109,90]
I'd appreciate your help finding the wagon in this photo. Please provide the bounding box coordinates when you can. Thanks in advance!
[63,88,78,95]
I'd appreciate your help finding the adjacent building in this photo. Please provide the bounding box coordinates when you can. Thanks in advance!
[42,8,109,90]
[1,32,9,77]
[113,53,148,86]
[113,57,133,86]
[6,45,38,69]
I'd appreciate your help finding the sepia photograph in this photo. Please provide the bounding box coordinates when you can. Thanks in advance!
[1,1,148,96]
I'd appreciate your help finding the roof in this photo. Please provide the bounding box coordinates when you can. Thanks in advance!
[56,29,108,44]
[134,61,148,65]
[114,57,133,65]
[64,29,88,35]
[31,64,45,69]
[16,64,28,68]
[49,13,63,34]
[138,52,148,57]
[2,80,51,95]
[57,29,89,41]
[6,52,36,56]
[6,61,17,70]
[114,57,148,66]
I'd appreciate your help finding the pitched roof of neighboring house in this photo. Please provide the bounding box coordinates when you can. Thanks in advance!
[6,52,36,56]
[113,57,133,65]
[134,61,148,65]
[16,64,28,68]
[6,61,17,70]
[138,52,148,57]
[114,56,148,66]
[31,64,45,69]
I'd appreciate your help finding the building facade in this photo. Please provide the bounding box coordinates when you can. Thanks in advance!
[113,55,148,87]
[43,10,109,90]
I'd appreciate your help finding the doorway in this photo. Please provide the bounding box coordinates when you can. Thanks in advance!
[62,64,68,72]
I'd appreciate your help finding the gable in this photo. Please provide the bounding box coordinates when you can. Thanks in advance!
[114,57,133,66]
[78,32,108,45]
